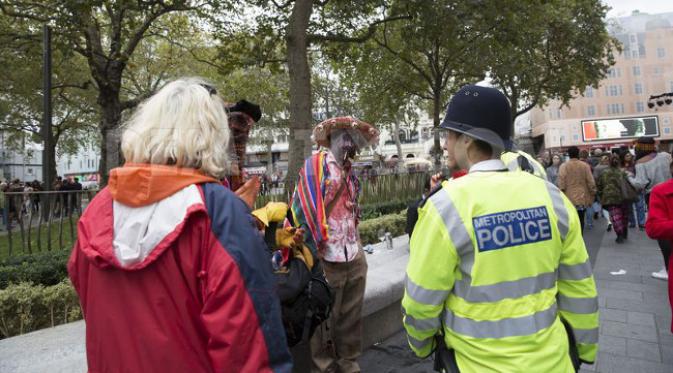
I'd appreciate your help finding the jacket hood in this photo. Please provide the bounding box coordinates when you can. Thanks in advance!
[78,164,218,270]
[109,163,218,206]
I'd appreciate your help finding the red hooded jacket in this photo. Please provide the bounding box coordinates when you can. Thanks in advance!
[68,164,292,372]
[644,179,673,333]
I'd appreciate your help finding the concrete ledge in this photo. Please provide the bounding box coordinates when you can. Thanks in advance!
[0,236,410,372]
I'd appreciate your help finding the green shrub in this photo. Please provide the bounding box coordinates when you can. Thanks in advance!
[359,213,407,245]
[0,279,81,339]
[0,250,70,289]
[360,200,413,220]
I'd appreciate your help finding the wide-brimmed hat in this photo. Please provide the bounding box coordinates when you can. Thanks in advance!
[312,116,379,148]
[440,85,513,150]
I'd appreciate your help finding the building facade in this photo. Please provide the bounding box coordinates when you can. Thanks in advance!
[531,11,673,154]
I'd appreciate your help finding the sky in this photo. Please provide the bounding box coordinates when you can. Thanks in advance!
[604,0,673,18]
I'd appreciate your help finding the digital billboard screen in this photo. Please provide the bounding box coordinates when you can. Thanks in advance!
[581,116,659,142]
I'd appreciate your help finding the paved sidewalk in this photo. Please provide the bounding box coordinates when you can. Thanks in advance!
[359,222,673,372]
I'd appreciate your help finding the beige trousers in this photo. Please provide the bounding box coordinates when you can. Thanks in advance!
[310,250,368,373]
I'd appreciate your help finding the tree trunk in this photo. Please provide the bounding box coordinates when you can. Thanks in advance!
[285,0,314,194]
[266,141,274,175]
[98,95,123,186]
[432,91,442,170]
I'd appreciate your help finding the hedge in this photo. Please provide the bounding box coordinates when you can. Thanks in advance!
[360,200,412,220]
[358,212,407,245]
[0,250,70,289]
[0,280,81,339]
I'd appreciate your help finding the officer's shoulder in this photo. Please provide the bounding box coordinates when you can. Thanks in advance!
[419,178,467,208]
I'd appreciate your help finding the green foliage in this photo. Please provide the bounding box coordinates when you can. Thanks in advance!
[360,200,410,220]
[358,213,407,246]
[0,250,70,289]
[0,280,81,339]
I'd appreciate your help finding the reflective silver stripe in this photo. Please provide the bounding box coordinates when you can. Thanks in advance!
[557,295,599,314]
[408,335,432,350]
[453,271,557,303]
[404,313,441,332]
[444,304,558,339]
[545,182,569,241]
[429,188,474,278]
[559,260,592,281]
[532,162,545,177]
[573,327,599,344]
[405,275,449,306]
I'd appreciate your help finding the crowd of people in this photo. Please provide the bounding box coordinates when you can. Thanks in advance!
[63,78,673,373]
[536,141,672,280]
[0,177,85,230]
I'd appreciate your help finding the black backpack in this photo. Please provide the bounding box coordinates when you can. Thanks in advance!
[264,221,334,347]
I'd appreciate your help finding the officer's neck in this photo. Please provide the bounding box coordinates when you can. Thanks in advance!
[466,152,495,169]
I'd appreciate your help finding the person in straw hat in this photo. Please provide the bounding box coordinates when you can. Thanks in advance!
[290,116,378,373]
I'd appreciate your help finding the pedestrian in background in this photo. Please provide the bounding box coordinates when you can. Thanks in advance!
[558,146,596,231]
[68,78,292,373]
[546,153,563,186]
[406,175,432,240]
[622,151,646,230]
[644,160,673,332]
[597,155,630,243]
[590,155,612,231]
[629,137,673,280]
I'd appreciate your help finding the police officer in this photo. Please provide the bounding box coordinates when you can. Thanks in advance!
[402,85,598,372]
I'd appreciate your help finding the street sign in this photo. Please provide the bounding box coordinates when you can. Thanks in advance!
[581,116,659,142]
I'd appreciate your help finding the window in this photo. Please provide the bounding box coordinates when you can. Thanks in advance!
[665,127,671,134]
[632,50,639,58]
[670,81,673,91]
[607,103,624,115]
[573,134,579,141]
[630,35,637,43]
[585,86,593,97]
[608,68,618,78]
[587,105,596,116]
[607,85,621,96]
[633,66,641,76]
[636,102,645,112]
[658,48,666,58]
[635,83,643,94]
[654,67,663,75]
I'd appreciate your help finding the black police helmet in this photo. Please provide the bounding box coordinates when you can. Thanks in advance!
[440,85,513,150]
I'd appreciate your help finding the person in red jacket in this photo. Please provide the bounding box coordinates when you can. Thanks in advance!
[644,160,673,333]
[68,78,292,372]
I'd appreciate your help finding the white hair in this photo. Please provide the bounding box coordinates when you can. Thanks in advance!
[121,77,231,179]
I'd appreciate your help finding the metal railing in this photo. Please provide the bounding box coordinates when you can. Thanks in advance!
[0,190,98,258]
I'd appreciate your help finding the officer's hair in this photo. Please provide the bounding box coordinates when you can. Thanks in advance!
[469,139,494,158]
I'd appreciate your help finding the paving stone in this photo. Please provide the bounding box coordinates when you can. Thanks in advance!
[627,311,656,327]
[598,352,673,373]
[605,297,671,315]
[598,334,626,355]
[601,320,659,342]
[661,343,673,365]
[600,308,627,323]
[627,339,661,362]
[601,279,667,294]
[594,272,643,283]
[599,288,644,301]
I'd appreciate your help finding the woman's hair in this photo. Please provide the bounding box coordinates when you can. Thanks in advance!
[610,154,621,168]
[121,78,231,178]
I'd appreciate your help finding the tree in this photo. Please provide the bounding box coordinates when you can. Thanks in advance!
[0,14,98,183]
[333,0,497,168]
[485,0,620,124]
[215,1,411,190]
[1,1,229,185]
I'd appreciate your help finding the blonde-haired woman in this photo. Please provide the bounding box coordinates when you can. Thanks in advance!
[68,78,292,373]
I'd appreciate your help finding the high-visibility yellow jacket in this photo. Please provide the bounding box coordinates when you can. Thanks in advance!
[501,150,548,179]
[403,159,598,373]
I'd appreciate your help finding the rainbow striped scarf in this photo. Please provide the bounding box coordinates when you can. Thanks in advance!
[291,152,329,256]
